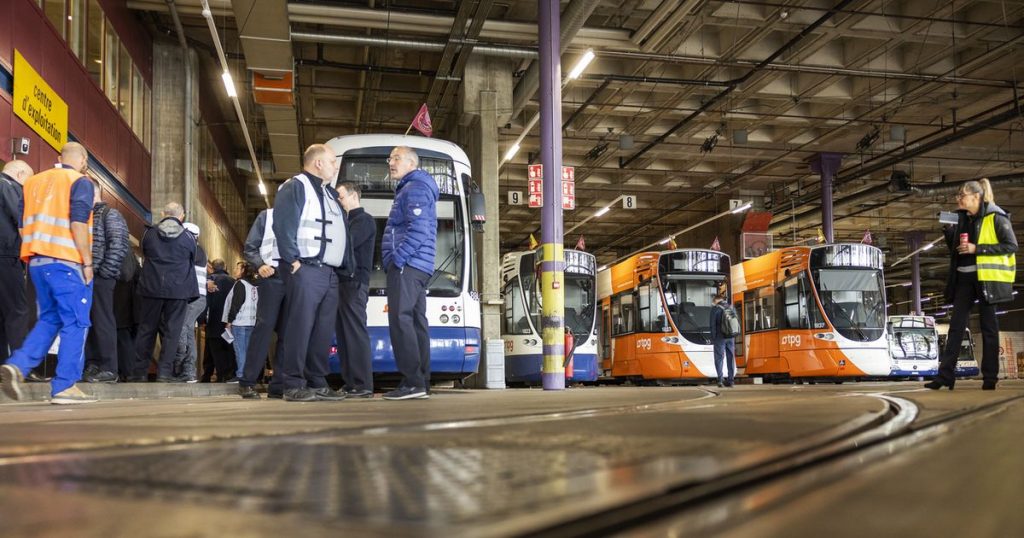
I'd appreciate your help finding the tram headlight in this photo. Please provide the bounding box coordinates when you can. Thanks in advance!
[440,314,449,324]
[452,314,461,324]
[660,336,680,344]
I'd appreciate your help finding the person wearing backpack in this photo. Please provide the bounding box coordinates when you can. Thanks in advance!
[710,292,738,388]
[83,179,129,383]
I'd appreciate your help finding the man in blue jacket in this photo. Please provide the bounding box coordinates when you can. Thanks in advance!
[381,146,438,400]
[709,292,736,388]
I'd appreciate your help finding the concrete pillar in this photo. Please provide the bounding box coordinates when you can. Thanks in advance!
[459,56,512,388]
[906,232,924,315]
[808,152,843,244]
[152,40,196,216]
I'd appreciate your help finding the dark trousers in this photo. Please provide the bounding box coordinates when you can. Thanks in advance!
[337,279,373,391]
[134,297,189,379]
[280,264,338,390]
[0,257,29,361]
[85,276,118,373]
[241,272,288,391]
[386,264,430,390]
[938,272,1000,384]
[202,323,236,382]
[117,326,138,380]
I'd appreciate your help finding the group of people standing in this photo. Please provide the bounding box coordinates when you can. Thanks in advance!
[1,142,440,404]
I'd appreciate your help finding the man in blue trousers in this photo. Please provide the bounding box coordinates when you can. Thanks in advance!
[1,142,96,404]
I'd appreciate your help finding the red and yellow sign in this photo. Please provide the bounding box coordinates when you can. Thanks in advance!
[13,50,68,151]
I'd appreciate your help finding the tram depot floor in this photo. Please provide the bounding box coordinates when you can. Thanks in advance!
[0,381,1021,537]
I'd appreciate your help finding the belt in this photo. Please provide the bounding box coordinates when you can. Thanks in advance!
[29,256,82,269]
[957,265,978,273]
[299,258,339,268]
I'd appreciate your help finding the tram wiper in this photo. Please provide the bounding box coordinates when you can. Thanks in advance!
[832,304,867,340]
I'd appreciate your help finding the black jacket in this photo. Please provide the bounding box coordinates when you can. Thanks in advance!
[943,201,1018,304]
[0,173,23,259]
[344,207,376,286]
[138,217,199,300]
[113,252,141,328]
[207,269,235,330]
[243,209,273,270]
[91,202,130,280]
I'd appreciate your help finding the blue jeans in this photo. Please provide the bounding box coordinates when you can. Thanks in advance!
[713,338,736,384]
[231,325,254,380]
[8,262,93,395]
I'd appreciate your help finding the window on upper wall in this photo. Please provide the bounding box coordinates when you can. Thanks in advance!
[103,22,118,105]
[143,84,152,152]
[43,0,65,39]
[68,0,87,60]
[85,0,103,84]
[118,43,131,121]
[132,67,144,136]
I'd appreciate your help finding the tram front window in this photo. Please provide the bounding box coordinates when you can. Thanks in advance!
[890,328,937,360]
[564,274,595,336]
[661,276,724,345]
[814,269,885,341]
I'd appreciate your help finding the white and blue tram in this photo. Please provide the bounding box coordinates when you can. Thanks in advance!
[324,134,483,381]
[500,248,599,383]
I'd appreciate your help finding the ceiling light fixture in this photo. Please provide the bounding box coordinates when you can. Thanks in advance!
[567,49,596,80]
[504,143,521,162]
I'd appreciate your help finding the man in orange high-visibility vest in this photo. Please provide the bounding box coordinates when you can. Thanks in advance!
[1,142,97,405]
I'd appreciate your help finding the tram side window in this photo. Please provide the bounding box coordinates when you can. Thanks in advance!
[503,281,531,335]
[637,283,667,332]
[758,292,776,330]
[743,292,757,333]
[734,301,744,356]
[744,289,775,331]
[612,292,636,335]
[783,274,824,329]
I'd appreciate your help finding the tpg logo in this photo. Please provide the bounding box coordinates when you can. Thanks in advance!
[781,334,802,346]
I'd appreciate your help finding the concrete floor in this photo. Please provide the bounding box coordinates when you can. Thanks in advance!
[0,381,1020,537]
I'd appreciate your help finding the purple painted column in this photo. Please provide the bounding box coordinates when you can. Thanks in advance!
[538,0,565,390]
[907,232,924,315]
[809,152,844,243]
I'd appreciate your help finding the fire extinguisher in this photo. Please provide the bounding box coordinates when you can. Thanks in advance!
[563,328,575,381]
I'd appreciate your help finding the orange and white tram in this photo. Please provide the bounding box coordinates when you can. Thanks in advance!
[731,243,890,380]
[597,249,731,381]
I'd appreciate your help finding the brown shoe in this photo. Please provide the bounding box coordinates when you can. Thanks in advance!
[51,385,98,405]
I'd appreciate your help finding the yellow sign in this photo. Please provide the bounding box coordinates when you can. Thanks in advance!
[13,50,68,151]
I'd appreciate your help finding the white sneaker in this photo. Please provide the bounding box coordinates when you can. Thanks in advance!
[51,385,98,405]
[1,364,24,401]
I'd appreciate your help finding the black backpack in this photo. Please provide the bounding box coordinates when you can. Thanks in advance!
[720,304,741,338]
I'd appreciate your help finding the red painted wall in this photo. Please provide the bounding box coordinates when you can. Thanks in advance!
[0,0,151,235]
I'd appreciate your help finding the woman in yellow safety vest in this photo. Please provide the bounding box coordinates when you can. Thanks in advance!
[926,178,1017,391]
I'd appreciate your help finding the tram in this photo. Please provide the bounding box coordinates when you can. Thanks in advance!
[731,243,891,380]
[596,249,731,381]
[500,249,599,383]
[323,134,483,381]
[886,315,939,378]
[936,325,981,377]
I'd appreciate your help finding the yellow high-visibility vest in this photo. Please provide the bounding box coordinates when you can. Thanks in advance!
[976,213,1015,284]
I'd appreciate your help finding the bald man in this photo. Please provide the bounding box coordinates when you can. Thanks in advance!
[1,143,97,404]
[0,160,32,363]
[272,144,354,401]
[134,201,200,382]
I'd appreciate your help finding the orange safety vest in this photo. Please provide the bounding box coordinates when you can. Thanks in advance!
[20,166,93,263]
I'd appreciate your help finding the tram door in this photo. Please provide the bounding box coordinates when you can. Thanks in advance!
[599,302,612,373]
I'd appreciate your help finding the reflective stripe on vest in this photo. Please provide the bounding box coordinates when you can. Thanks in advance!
[195,264,208,297]
[977,213,1016,284]
[259,209,280,267]
[20,167,93,263]
[222,280,258,326]
[295,174,346,266]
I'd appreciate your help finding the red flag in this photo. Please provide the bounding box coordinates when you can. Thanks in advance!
[862,229,873,245]
[711,236,721,251]
[409,104,433,137]
[575,235,586,251]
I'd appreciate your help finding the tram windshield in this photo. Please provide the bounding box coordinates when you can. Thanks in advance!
[813,269,885,341]
[661,275,726,345]
[564,274,595,336]
[890,328,938,360]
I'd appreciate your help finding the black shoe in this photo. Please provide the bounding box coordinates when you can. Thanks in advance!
[717,381,724,388]
[982,380,997,391]
[156,376,185,383]
[82,364,100,379]
[267,391,283,400]
[238,385,261,400]
[924,379,954,391]
[283,388,317,402]
[724,381,734,388]
[383,386,428,400]
[26,371,51,383]
[85,370,118,383]
[345,388,374,399]
[312,387,346,401]
[124,376,147,383]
